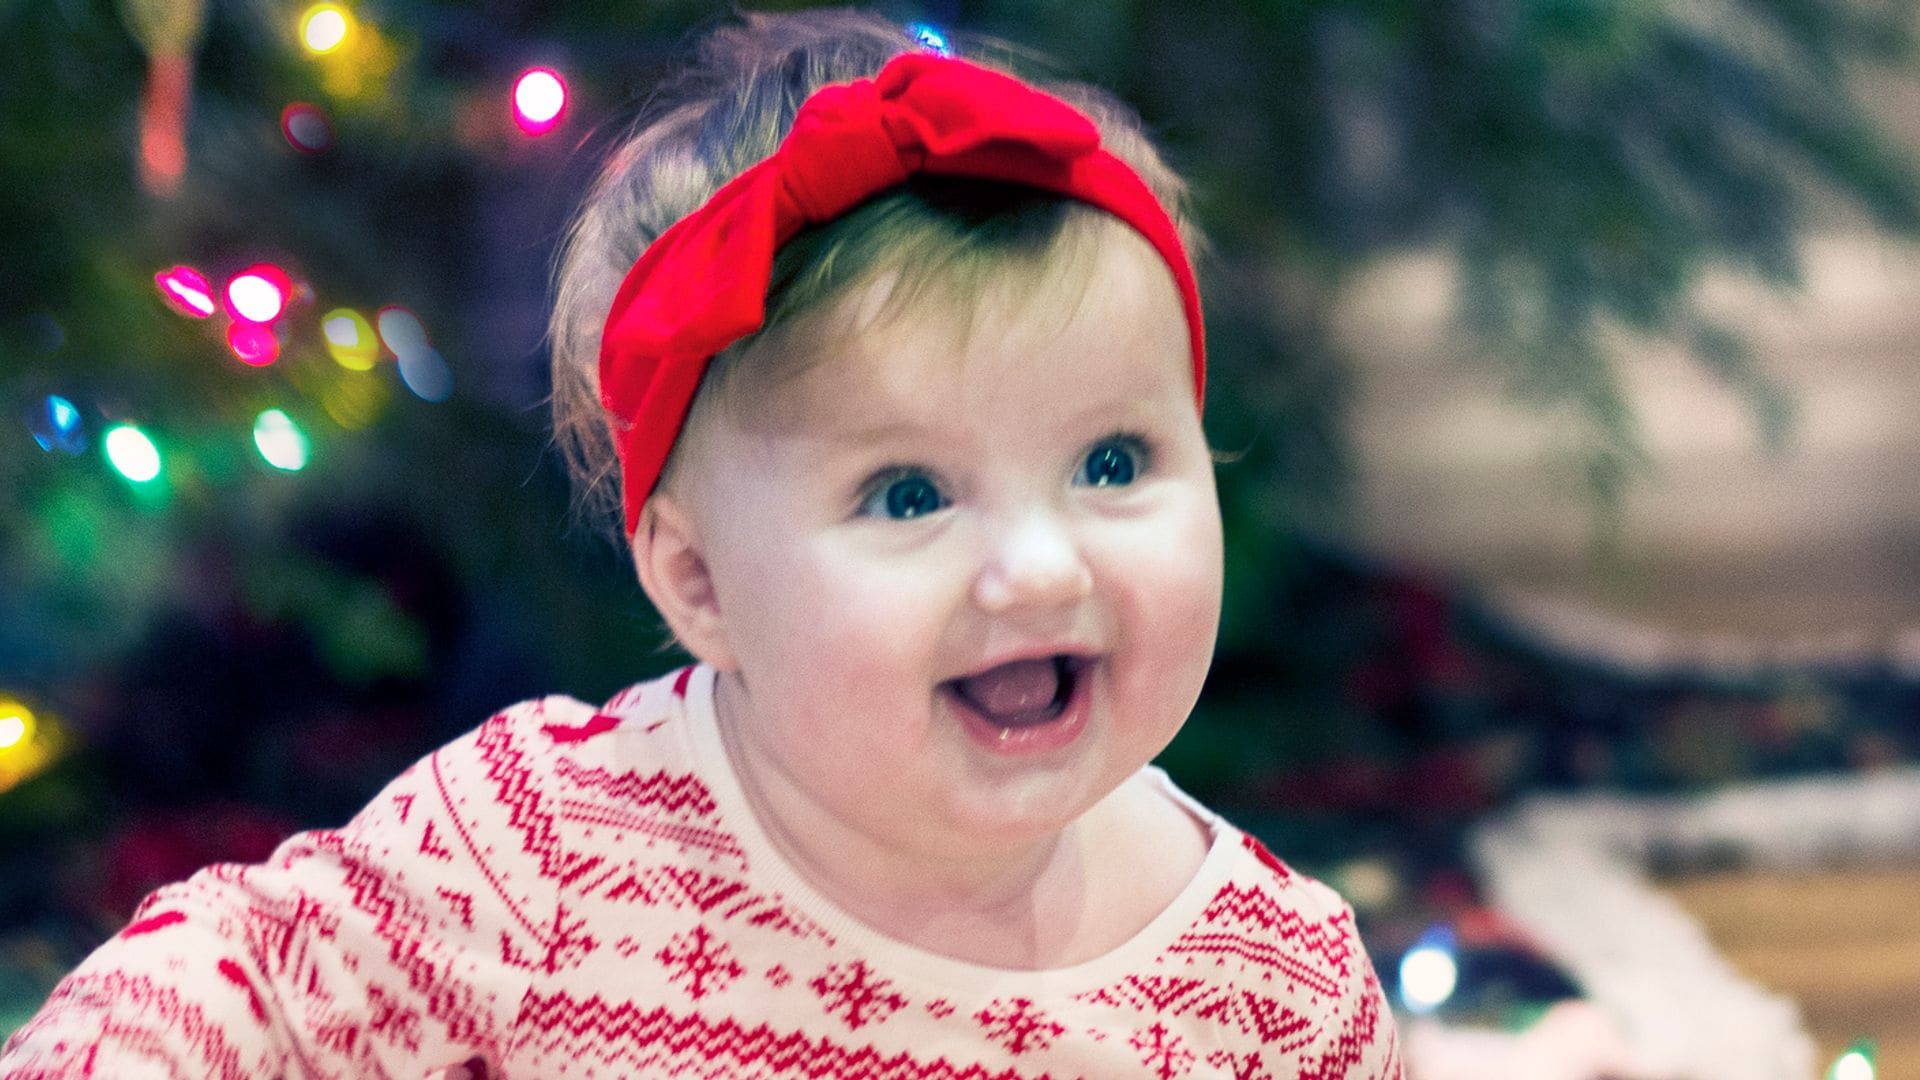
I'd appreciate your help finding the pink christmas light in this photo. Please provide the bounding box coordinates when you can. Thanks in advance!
[155,265,216,318]
[227,321,281,366]
[224,264,293,324]
[511,68,566,136]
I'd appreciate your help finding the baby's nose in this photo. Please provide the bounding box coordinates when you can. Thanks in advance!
[972,512,1093,614]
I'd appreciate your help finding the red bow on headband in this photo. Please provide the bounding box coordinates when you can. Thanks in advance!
[598,52,1205,534]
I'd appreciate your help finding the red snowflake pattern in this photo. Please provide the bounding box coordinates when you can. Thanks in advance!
[654,925,743,1001]
[1130,1022,1196,1079]
[1207,1049,1276,1080]
[974,997,1065,1056]
[808,959,907,1030]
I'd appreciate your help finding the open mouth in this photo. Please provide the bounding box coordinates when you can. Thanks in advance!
[942,654,1091,730]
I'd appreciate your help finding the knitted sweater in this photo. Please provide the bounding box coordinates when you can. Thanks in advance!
[1,665,1402,1079]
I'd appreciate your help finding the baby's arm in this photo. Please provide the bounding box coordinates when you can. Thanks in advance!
[1300,904,1406,1080]
[0,701,566,1079]
[0,877,300,1078]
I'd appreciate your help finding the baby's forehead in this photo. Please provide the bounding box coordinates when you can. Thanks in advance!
[723,223,1190,436]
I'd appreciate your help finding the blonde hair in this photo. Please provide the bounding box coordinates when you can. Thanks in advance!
[548,9,1201,541]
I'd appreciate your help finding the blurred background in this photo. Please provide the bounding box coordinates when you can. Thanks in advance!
[3,0,1918,1076]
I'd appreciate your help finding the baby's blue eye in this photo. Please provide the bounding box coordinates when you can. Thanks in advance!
[1079,439,1141,487]
[863,473,946,520]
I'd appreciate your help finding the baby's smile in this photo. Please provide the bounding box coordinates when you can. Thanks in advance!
[942,652,1099,755]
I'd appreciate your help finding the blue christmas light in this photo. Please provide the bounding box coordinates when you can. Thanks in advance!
[398,346,452,403]
[28,394,85,453]
[907,22,952,55]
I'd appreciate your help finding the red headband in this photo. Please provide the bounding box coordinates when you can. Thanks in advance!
[598,51,1205,534]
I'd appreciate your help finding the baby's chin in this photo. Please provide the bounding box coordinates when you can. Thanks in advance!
[929,735,1147,842]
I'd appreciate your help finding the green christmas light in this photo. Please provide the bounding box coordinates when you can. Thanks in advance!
[253,409,311,471]
[103,424,162,483]
[1828,1039,1876,1080]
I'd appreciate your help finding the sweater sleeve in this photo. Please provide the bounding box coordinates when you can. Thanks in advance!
[0,699,581,1080]
[1299,902,1406,1080]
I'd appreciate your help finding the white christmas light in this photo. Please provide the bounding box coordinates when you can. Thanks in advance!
[1399,939,1458,1014]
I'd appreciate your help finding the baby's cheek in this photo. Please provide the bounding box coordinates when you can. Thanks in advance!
[1140,502,1223,617]
[789,565,940,677]
[1125,504,1223,693]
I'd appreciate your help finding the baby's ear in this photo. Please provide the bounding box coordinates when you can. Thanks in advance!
[630,494,739,672]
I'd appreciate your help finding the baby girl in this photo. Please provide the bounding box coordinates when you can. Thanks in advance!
[2,10,1402,1078]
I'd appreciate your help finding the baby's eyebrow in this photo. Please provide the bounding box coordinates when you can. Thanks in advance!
[803,415,947,449]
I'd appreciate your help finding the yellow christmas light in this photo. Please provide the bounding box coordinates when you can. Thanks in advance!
[0,695,63,795]
[322,308,378,370]
[300,3,351,54]
[0,698,30,750]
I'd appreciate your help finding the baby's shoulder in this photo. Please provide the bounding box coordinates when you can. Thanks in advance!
[1134,769,1358,921]
[372,663,720,873]
[439,664,701,770]
[396,667,714,849]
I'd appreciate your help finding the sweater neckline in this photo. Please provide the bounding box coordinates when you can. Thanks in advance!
[676,663,1241,997]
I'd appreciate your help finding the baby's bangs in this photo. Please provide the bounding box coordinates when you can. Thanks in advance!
[767,180,1075,328]
[733,182,1112,372]
[852,192,1123,346]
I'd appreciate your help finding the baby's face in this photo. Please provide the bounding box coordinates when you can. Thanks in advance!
[678,225,1222,855]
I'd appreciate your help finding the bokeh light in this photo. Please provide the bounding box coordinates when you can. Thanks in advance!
[321,308,378,370]
[226,264,292,323]
[511,68,567,136]
[29,394,85,454]
[398,346,453,402]
[0,694,61,795]
[1398,926,1459,1014]
[280,102,333,153]
[301,4,351,54]
[1832,1053,1874,1080]
[155,265,216,318]
[0,698,32,751]
[1830,1041,1877,1080]
[253,409,311,471]
[227,321,282,367]
[376,305,428,356]
[103,424,162,483]
[908,23,952,55]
